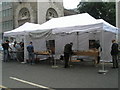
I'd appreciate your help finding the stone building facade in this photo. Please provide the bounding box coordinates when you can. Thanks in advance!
[37,1,64,24]
[1,0,64,32]
[13,2,38,27]
[13,0,64,28]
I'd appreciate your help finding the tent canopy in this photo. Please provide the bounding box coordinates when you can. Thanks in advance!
[38,13,97,29]
[31,13,100,34]
[4,22,42,36]
[30,13,117,35]
[96,19,117,33]
[4,13,118,37]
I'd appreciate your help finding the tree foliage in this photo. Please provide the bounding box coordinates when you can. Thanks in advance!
[77,2,116,26]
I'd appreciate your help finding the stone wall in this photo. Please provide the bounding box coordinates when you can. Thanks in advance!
[14,1,64,27]
[37,1,64,24]
[14,2,37,28]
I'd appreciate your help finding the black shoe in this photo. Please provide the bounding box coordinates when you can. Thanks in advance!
[111,67,116,69]
[64,66,68,68]
[81,59,84,62]
[64,65,67,68]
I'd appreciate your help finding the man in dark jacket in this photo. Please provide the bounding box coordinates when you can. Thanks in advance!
[27,42,34,65]
[2,40,11,62]
[111,40,119,68]
[64,42,73,68]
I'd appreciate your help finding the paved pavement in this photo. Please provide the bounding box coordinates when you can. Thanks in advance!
[0,52,119,89]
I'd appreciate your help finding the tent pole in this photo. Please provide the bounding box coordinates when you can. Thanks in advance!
[22,35,27,64]
[77,32,79,51]
[98,29,108,74]
[51,52,59,68]
[76,32,79,61]
[51,55,58,68]
[51,35,58,68]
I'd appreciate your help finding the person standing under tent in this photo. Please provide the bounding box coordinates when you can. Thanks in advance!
[2,40,12,62]
[111,40,119,68]
[20,42,24,62]
[16,42,22,62]
[64,42,73,68]
[27,42,34,65]
[11,41,17,61]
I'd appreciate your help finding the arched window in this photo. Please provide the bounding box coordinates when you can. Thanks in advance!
[46,8,58,21]
[18,8,30,26]
[18,8,30,20]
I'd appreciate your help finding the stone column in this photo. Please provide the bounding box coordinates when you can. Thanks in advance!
[116,1,120,43]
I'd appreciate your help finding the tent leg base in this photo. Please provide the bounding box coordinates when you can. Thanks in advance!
[51,65,58,68]
[98,70,108,74]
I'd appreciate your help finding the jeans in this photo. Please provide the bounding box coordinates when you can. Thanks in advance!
[28,52,34,64]
[3,50,9,62]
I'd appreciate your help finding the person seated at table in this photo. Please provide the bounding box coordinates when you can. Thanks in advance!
[89,40,101,64]
[27,42,34,65]
[94,40,102,64]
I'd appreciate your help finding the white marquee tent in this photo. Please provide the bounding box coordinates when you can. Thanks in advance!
[28,13,118,61]
[4,13,118,62]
